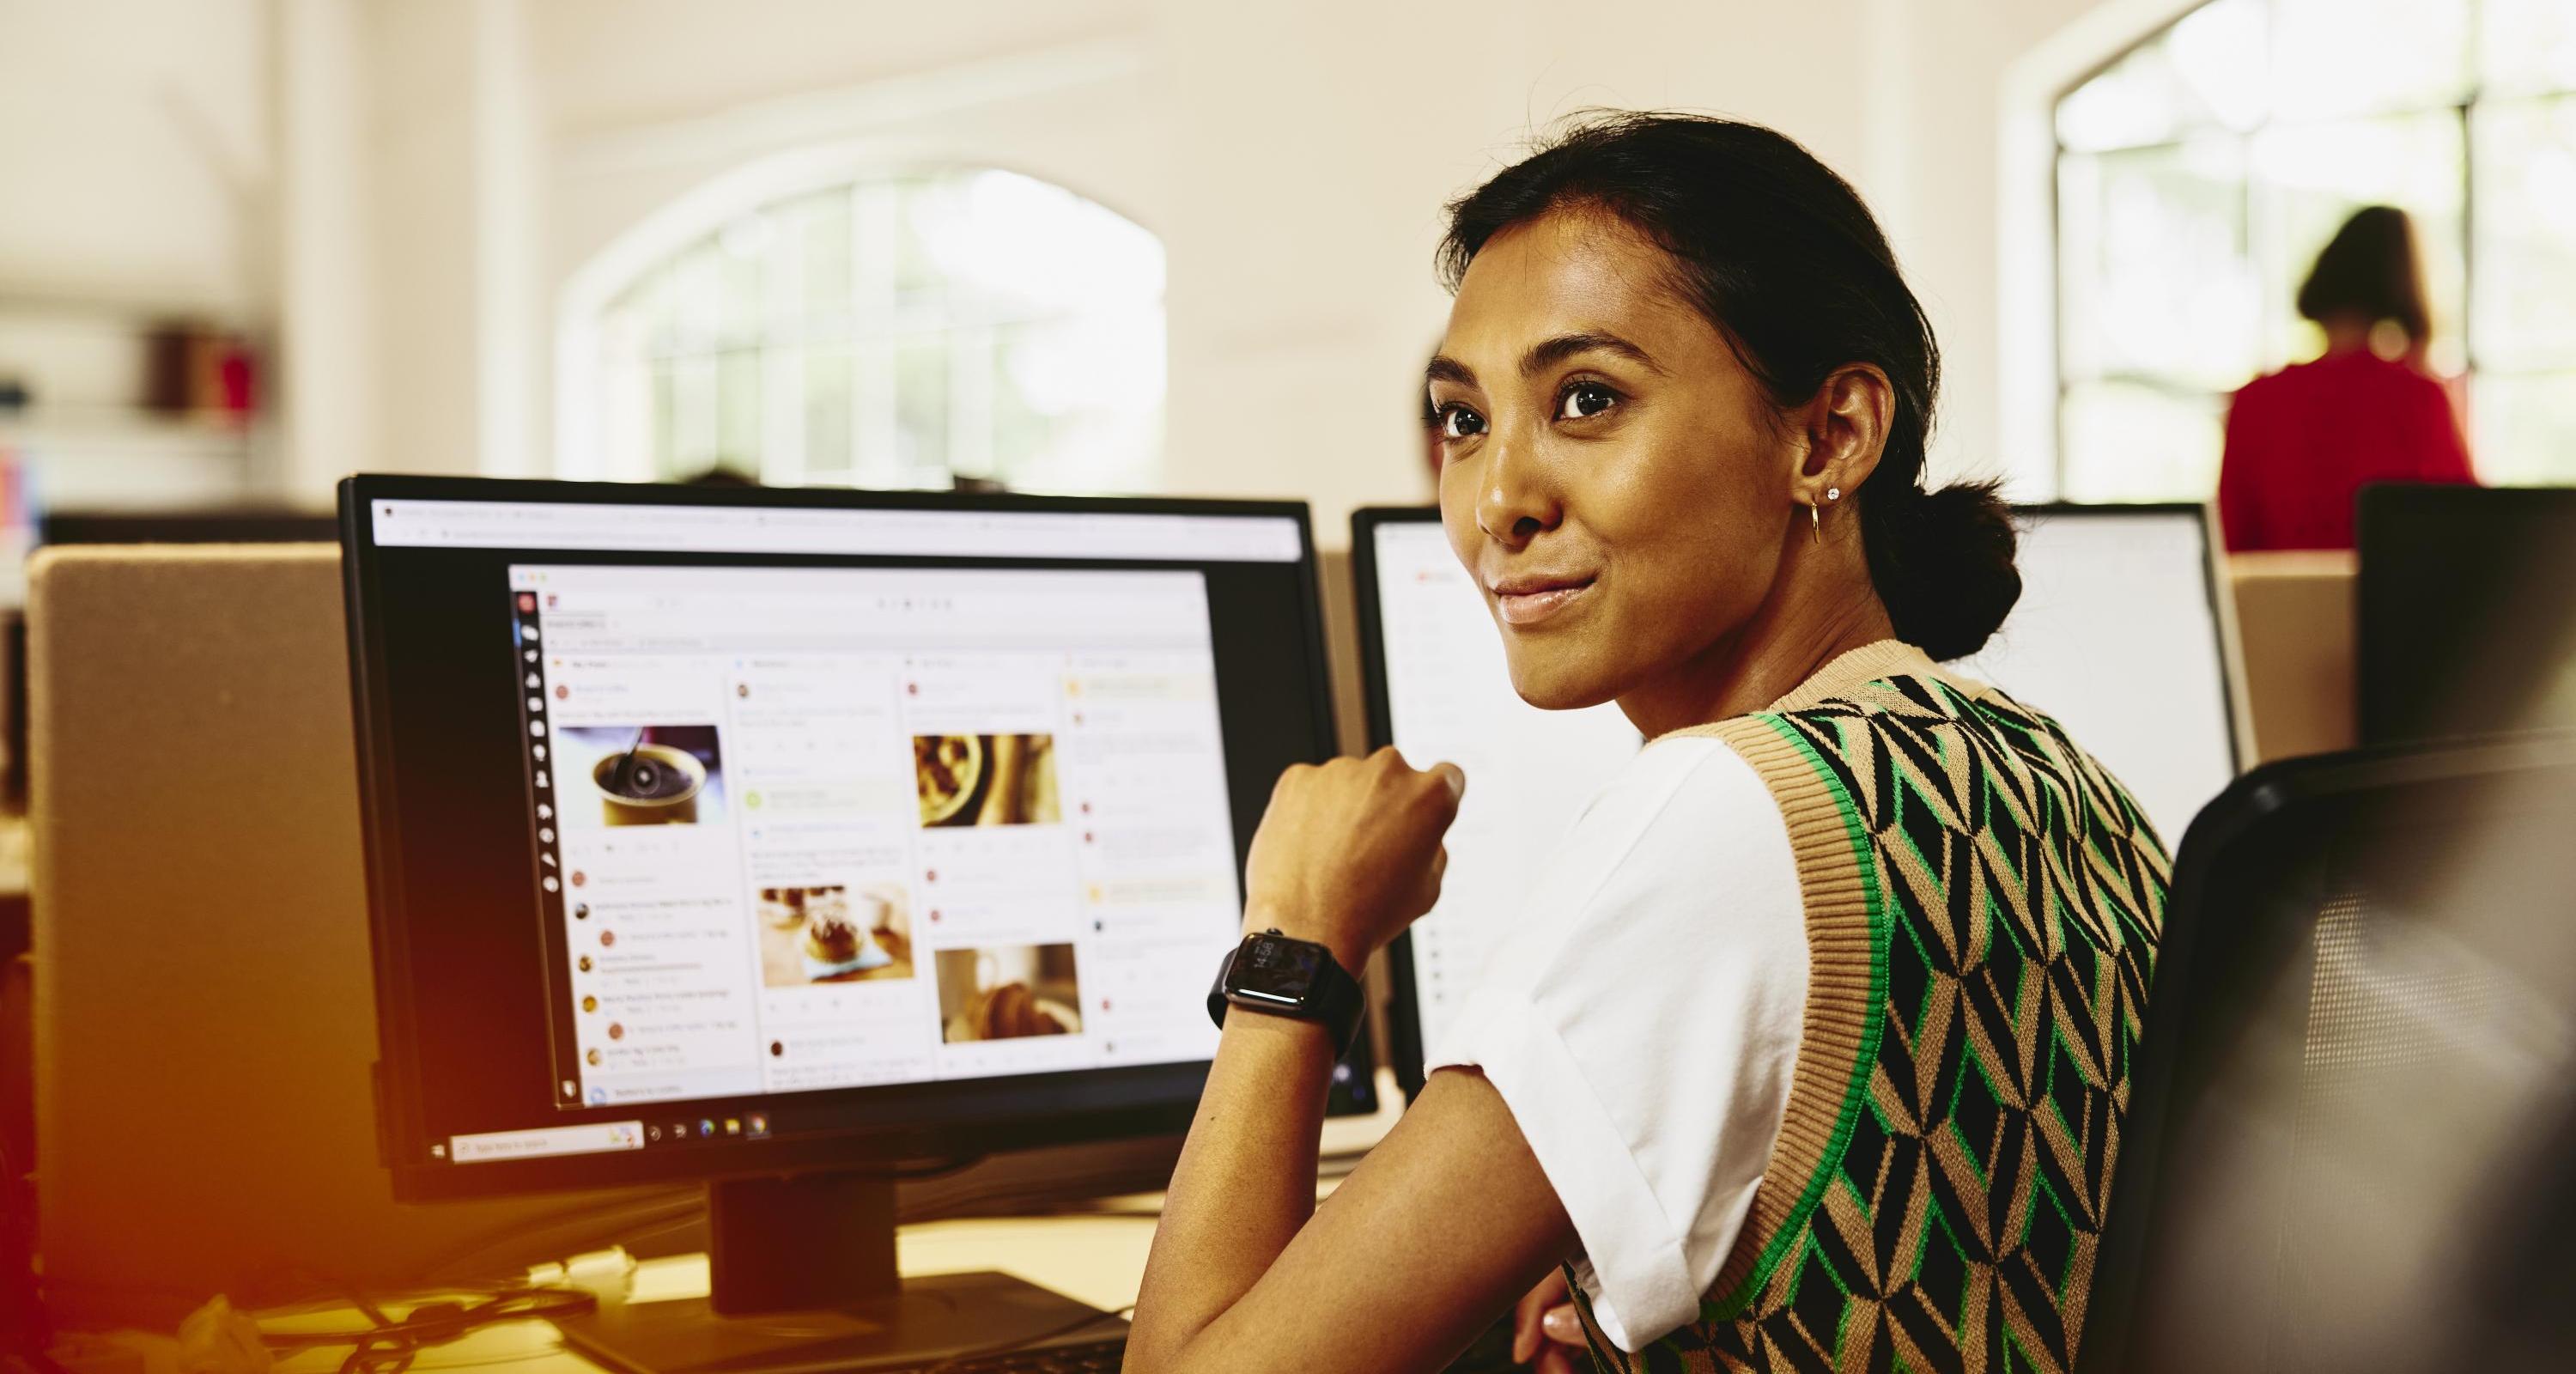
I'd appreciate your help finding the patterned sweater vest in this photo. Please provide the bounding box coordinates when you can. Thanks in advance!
[1576,641,2169,1374]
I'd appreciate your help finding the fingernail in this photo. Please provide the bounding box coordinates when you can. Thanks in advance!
[1541,1306,1583,1344]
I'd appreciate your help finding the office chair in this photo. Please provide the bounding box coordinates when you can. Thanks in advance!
[2080,735,2576,1374]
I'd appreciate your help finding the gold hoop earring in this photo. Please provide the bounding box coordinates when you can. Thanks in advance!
[1808,501,1821,544]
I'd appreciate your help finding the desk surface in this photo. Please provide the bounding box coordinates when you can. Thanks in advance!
[115,1212,1161,1373]
[110,1081,1400,1371]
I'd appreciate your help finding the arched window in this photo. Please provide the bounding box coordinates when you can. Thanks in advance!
[2055,0,2576,499]
[573,167,1163,492]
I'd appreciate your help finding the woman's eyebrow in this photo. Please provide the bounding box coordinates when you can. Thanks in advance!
[1521,331,1664,377]
[1425,355,1477,389]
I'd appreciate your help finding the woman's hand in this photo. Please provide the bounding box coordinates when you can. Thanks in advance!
[1241,747,1465,973]
[1510,1268,1588,1373]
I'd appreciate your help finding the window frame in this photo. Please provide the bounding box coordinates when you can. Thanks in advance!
[555,152,1166,494]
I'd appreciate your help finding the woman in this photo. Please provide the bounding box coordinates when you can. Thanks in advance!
[1127,113,2167,1374]
[2217,205,2475,552]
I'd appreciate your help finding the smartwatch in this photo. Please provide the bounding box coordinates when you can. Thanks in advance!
[1207,928,1364,1056]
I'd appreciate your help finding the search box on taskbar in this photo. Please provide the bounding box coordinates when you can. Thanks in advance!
[449,1121,643,1164]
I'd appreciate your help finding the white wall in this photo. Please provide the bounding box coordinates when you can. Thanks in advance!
[0,0,271,315]
[1151,0,1871,537]
[278,0,376,496]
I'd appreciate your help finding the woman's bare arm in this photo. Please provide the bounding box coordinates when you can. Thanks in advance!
[1125,1049,1577,1374]
[1125,749,1578,1371]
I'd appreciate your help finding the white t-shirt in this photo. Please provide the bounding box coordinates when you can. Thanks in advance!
[1425,733,1809,1353]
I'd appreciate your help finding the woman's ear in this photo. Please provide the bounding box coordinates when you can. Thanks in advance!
[1793,364,1893,508]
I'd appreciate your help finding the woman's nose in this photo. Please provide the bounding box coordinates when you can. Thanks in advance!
[1475,436,1561,549]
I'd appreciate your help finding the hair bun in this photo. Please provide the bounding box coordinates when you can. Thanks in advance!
[1862,481,2021,662]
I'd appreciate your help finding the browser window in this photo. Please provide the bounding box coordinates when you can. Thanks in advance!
[510,563,1240,1110]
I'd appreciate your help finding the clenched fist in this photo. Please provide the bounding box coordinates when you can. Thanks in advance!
[1240,747,1466,973]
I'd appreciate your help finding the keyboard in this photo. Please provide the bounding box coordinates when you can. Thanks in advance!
[920,1335,1126,1371]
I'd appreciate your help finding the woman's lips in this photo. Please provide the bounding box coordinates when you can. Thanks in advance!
[1492,578,1595,626]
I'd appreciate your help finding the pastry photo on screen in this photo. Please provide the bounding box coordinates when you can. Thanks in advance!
[935,944,1082,1043]
[912,733,1060,827]
[756,882,915,986]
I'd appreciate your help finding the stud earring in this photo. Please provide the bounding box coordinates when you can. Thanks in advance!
[1826,487,1840,502]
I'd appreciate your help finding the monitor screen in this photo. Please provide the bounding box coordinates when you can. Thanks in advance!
[1357,514,1641,1091]
[1953,504,2239,845]
[344,479,1338,1196]
[1359,503,2239,1094]
[2360,484,2576,746]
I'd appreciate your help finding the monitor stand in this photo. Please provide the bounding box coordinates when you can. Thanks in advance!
[552,1171,1121,1372]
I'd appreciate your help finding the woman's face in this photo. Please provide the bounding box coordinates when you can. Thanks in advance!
[1429,208,1800,712]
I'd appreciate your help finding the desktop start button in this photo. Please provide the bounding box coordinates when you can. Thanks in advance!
[450,1122,644,1164]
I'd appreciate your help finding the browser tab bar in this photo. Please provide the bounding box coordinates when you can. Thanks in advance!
[369,499,1303,563]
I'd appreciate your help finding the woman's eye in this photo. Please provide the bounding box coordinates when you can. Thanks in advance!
[1558,381,1620,421]
[1434,403,1486,441]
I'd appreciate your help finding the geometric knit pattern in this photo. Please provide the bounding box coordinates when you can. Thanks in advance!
[1576,651,2168,1374]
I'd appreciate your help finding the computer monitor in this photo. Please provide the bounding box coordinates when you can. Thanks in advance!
[341,477,1341,1369]
[1354,502,2242,1095]
[1948,503,2242,842]
[2360,483,2576,746]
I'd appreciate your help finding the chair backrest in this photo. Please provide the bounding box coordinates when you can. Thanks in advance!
[30,545,645,1328]
[2081,736,2576,1373]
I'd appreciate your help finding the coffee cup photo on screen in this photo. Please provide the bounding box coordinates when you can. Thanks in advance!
[912,733,1060,827]
[935,944,1082,1043]
[560,724,726,828]
[756,882,916,985]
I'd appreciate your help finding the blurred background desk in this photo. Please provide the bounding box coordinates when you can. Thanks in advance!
[2227,550,2358,764]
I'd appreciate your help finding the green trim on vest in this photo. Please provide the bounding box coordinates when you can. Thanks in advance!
[1703,711,1892,1321]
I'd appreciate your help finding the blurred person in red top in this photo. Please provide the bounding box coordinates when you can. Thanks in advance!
[2217,206,2476,552]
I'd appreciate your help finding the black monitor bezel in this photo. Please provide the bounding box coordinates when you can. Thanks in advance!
[343,474,1340,1200]
[1353,500,2240,1099]
[1347,508,1438,1098]
[2357,482,2576,747]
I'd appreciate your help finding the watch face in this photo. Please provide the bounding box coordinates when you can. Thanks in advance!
[1230,933,1324,1006]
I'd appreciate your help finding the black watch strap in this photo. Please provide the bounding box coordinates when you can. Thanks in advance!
[1206,933,1364,1058]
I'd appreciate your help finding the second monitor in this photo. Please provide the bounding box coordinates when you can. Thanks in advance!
[1356,503,2242,1094]
[2359,483,2576,746]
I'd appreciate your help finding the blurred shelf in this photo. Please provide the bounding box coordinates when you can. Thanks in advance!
[0,413,260,514]
[0,283,258,330]
[0,404,253,438]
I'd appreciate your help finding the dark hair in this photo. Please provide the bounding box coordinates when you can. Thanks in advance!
[2296,205,2430,345]
[1437,112,2020,660]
